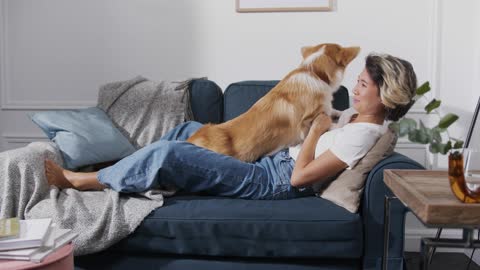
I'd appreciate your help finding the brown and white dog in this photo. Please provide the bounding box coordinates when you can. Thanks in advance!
[187,43,360,162]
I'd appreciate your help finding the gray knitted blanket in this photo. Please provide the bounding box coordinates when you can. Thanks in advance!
[97,76,195,149]
[0,77,194,255]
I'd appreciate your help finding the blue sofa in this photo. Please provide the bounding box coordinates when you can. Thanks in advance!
[75,80,424,270]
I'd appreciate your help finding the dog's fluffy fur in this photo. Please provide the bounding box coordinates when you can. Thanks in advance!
[187,43,360,162]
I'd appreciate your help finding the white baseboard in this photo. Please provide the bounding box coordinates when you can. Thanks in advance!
[2,133,47,151]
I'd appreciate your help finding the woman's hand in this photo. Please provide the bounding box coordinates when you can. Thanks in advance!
[291,112,345,188]
[290,149,347,187]
[309,113,332,135]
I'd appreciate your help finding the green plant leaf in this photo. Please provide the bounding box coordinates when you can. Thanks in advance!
[398,118,417,137]
[451,150,462,156]
[416,81,430,95]
[439,141,452,155]
[431,127,442,143]
[429,142,441,154]
[419,120,427,130]
[452,139,464,149]
[430,142,452,154]
[408,128,431,144]
[432,126,447,133]
[438,113,459,129]
[425,99,441,114]
[419,120,433,144]
[408,130,420,143]
[388,122,400,133]
[388,82,461,156]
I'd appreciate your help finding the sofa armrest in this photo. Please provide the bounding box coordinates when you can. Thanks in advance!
[361,152,424,270]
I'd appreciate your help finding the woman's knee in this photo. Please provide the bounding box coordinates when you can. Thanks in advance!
[175,121,203,140]
[159,121,203,141]
[183,121,203,133]
[149,140,190,163]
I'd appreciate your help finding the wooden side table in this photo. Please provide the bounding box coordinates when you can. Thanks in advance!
[382,170,480,270]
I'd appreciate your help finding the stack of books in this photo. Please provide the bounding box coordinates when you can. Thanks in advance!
[0,218,77,263]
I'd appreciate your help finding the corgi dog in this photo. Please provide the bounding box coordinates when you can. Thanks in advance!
[187,43,360,162]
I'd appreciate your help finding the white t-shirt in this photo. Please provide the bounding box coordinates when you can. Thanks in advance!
[289,121,386,169]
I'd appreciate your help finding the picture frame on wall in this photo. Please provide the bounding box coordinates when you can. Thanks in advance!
[236,0,333,13]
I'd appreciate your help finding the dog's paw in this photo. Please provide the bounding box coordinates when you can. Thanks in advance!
[311,113,332,134]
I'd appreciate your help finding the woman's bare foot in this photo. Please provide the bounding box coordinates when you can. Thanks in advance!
[45,160,106,191]
[45,160,76,189]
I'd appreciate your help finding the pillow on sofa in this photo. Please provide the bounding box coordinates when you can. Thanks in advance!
[30,107,136,170]
[316,129,398,213]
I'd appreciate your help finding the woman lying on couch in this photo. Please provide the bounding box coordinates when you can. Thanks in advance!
[45,53,417,199]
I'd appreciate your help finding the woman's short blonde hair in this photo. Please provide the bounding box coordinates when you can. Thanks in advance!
[365,53,417,121]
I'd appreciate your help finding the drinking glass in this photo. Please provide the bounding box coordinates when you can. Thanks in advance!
[464,149,480,196]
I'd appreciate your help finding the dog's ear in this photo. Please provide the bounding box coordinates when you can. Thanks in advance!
[337,47,360,66]
[301,46,312,59]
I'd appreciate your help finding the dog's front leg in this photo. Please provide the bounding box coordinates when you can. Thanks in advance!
[299,114,317,142]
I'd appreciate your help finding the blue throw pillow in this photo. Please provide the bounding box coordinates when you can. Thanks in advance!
[30,107,136,169]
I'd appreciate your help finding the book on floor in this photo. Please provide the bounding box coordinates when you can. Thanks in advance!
[30,229,77,262]
[0,225,77,262]
[0,218,20,240]
[0,218,52,251]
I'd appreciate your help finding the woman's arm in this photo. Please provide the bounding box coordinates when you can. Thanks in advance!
[290,114,348,187]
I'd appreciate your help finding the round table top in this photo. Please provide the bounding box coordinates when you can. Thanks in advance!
[0,243,73,270]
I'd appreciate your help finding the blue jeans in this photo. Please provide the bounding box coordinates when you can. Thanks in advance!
[97,121,312,200]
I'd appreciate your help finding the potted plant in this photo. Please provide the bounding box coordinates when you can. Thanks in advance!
[388,81,463,154]
[389,82,479,202]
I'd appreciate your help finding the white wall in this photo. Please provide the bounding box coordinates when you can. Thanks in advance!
[1,0,433,149]
[1,0,479,257]
[433,0,480,169]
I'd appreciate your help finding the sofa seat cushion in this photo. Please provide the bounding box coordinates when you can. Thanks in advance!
[111,196,363,259]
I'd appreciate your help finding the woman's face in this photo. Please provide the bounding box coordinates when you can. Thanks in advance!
[352,68,384,116]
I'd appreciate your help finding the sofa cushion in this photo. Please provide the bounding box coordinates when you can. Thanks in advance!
[30,107,136,169]
[111,196,363,259]
[190,79,223,124]
[223,81,349,121]
[317,128,398,213]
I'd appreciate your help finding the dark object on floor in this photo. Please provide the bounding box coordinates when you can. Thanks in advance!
[405,252,480,270]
